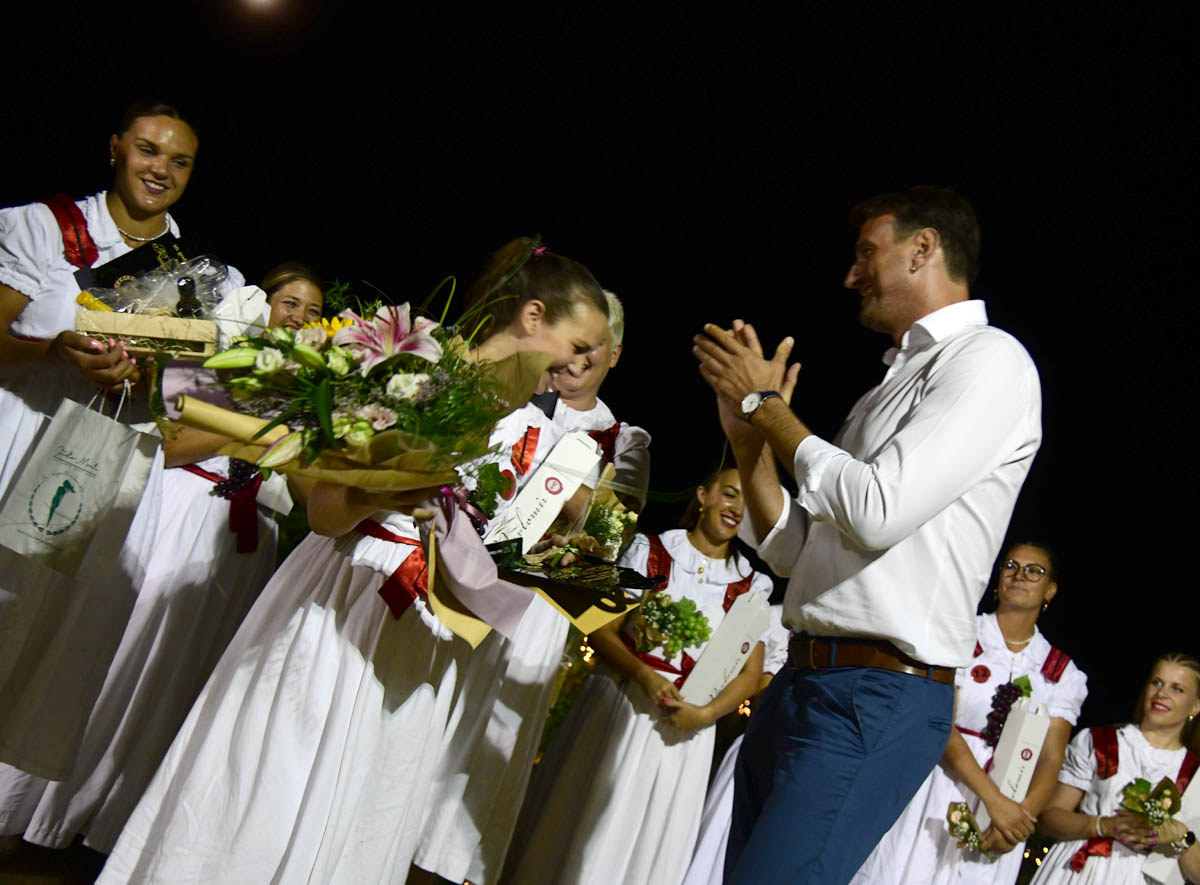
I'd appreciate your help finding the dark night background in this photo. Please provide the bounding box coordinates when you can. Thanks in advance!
[3,3,1196,733]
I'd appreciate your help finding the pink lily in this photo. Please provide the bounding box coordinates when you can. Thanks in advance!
[332,304,443,376]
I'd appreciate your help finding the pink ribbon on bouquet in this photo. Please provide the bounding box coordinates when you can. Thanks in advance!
[418,486,535,639]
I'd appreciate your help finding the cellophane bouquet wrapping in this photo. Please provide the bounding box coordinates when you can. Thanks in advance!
[179,301,551,491]
[75,255,229,361]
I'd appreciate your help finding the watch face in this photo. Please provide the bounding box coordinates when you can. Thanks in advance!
[741,392,761,416]
[1187,830,1197,846]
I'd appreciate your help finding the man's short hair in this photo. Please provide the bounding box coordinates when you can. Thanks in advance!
[603,290,625,347]
[849,186,981,287]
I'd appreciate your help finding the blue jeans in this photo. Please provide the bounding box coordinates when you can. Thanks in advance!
[724,664,953,885]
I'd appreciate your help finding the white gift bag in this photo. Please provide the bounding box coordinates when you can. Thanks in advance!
[0,385,159,576]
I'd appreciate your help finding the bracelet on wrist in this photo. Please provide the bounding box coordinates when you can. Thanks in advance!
[1095,815,1105,838]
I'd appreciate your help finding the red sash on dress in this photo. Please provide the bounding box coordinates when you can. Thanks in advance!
[646,534,672,591]
[179,464,263,554]
[587,422,620,465]
[354,519,429,619]
[1069,726,1200,872]
[511,427,540,476]
[631,535,759,687]
[39,194,98,269]
[1041,647,1071,683]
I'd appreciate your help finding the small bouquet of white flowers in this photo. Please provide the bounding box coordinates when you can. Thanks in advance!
[947,802,990,855]
[1121,777,1184,825]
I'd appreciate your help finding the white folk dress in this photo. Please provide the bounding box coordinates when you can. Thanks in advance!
[850,613,1088,885]
[98,400,560,883]
[0,192,181,781]
[502,529,773,885]
[681,605,789,885]
[413,396,651,885]
[1030,724,1195,885]
[2,455,289,852]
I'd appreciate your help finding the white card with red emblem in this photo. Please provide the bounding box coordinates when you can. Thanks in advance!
[680,593,771,706]
[483,432,602,554]
[975,697,1051,831]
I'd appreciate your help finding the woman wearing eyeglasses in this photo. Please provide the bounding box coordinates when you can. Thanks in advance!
[850,542,1088,885]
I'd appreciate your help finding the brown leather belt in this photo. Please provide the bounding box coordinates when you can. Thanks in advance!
[788,635,955,686]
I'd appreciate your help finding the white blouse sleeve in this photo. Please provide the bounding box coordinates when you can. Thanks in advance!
[0,202,59,300]
[1047,660,1089,726]
[613,423,651,509]
[1057,727,1097,792]
[617,533,653,599]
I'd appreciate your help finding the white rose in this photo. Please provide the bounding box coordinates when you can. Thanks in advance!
[254,347,286,373]
[385,372,430,401]
[326,346,352,377]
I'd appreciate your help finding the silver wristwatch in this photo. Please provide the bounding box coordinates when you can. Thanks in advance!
[740,390,781,420]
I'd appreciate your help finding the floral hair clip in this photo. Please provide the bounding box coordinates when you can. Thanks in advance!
[532,245,548,257]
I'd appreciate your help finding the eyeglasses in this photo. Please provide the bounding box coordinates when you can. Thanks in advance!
[1001,560,1048,580]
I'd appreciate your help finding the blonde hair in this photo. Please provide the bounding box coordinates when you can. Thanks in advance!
[604,290,625,347]
[1133,651,1200,746]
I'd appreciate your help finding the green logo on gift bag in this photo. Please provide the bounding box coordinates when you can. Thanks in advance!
[28,472,84,535]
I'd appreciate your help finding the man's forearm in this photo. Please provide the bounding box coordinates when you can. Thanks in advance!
[731,437,785,542]
[748,395,812,479]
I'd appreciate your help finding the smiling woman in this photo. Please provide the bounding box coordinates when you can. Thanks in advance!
[502,467,773,885]
[1031,653,1200,884]
[0,99,223,788]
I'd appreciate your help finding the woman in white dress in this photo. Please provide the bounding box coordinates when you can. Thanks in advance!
[97,238,612,884]
[412,289,651,885]
[681,604,789,885]
[502,466,773,885]
[0,266,323,855]
[1030,652,1200,885]
[850,542,1088,885]
[0,101,220,790]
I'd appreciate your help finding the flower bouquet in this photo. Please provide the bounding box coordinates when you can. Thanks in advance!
[177,299,553,491]
[571,464,639,561]
[1121,777,1184,825]
[947,802,990,855]
[625,592,712,658]
[486,537,651,635]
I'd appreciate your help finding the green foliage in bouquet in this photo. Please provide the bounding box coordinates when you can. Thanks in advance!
[203,302,508,469]
[471,462,514,518]
[628,592,712,658]
[583,502,639,552]
[1121,776,1183,825]
[320,280,383,320]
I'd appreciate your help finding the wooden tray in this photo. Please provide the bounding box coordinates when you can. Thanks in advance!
[76,309,218,359]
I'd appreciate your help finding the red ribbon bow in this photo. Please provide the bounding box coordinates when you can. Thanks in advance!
[1069,836,1112,872]
[355,519,429,619]
[180,464,263,553]
[587,423,621,465]
[621,634,696,688]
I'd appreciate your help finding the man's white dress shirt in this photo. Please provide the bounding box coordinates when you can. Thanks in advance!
[744,300,1041,668]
